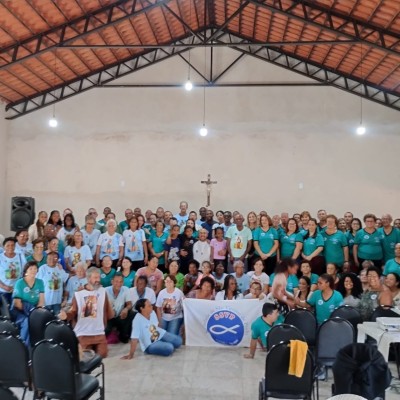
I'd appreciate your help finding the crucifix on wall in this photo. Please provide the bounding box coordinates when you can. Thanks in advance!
[201,174,217,207]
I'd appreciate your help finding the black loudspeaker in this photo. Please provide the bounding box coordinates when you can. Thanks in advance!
[10,197,35,231]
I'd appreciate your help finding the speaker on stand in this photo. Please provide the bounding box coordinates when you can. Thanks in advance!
[10,197,35,231]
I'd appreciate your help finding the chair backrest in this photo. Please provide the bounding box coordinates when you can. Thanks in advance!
[0,294,11,320]
[332,343,392,399]
[32,339,77,396]
[28,307,56,347]
[316,317,354,366]
[331,305,362,336]
[370,305,399,322]
[267,323,307,351]
[264,341,314,398]
[44,320,80,368]
[0,317,19,336]
[284,308,317,346]
[0,332,30,387]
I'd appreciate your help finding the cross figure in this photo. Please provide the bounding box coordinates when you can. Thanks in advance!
[201,174,218,207]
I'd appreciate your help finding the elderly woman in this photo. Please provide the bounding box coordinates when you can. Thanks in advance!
[321,214,349,269]
[186,276,216,300]
[358,266,392,321]
[95,219,124,269]
[0,237,26,305]
[12,261,44,345]
[353,214,384,270]
[215,275,243,300]
[122,298,182,358]
[156,274,184,335]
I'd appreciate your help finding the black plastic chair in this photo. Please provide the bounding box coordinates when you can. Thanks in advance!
[332,343,392,399]
[267,323,307,351]
[259,341,315,400]
[0,386,19,400]
[284,308,317,347]
[32,339,100,400]
[0,317,19,336]
[45,320,105,398]
[370,305,399,321]
[28,306,56,347]
[0,332,30,400]
[315,317,354,399]
[331,305,362,339]
[0,294,11,319]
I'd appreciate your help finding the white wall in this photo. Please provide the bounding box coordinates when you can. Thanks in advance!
[0,104,8,234]
[3,48,400,232]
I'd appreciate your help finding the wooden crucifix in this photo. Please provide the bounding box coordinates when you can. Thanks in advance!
[201,174,217,207]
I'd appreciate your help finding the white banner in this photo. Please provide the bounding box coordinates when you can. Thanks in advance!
[183,298,263,347]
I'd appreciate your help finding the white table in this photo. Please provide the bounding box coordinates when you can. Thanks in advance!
[357,322,400,362]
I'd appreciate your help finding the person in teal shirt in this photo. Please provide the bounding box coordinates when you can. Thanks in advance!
[148,221,169,272]
[321,215,349,267]
[383,243,400,276]
[100,256,116,287]
[279,218,303,259]
[120,257,136,288]
[244,303,283,358]
[12,261,45,346]
[354,214,383,269]
[299,273,343,325]
[346,218,362,257]
[379,214,400,262]
[253,215,279,275]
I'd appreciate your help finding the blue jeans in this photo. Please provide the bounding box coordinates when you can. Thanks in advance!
[161,317,183,336]
[145,331,182,356]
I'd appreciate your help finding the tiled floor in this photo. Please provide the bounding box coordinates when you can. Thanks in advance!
[11,343,400,399]
[102,344,400,400]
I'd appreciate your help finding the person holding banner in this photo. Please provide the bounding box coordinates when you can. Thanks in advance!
[122,298,182,359]
[215,275,243,300]
[244,302,280,358]
[186,276,215,300]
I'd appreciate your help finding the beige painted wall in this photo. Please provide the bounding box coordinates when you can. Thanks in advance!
[0,104,8,234]
[3,48,400,233]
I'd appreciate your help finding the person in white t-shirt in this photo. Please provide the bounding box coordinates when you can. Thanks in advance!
[215,275,243,300]
[247,258,270,293]
[59,267,114,358]
[155,275,184,336]
[122,298,182,359]
[129,275,156,311]
[193,229,211,267]
[64,231,93,273]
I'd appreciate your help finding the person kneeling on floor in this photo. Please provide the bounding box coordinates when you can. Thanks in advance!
[122,298,182,359]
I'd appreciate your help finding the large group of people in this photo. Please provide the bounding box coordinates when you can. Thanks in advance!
[0,202,399,358]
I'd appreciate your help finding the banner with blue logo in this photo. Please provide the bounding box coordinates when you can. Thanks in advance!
[183,298,263,347]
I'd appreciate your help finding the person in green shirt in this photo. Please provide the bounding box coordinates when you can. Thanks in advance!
[244,302,281,358]
[12,261,45,346]
[100,256,116,287]
[379,214,400,263]
[164,261,185,290]
[353,213,383,270]
[383,243,400,276]
[321,215,349,268]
